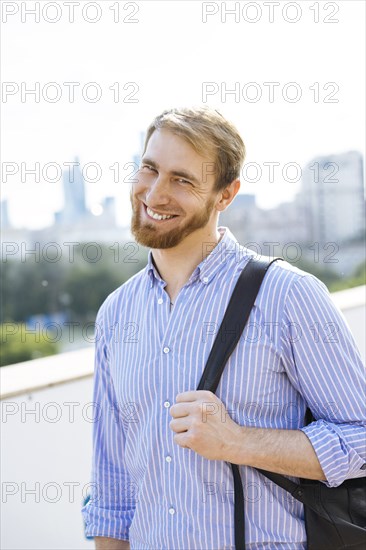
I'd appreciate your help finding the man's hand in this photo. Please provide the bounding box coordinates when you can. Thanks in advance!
[169,390,326,480]
[169,390,241,461]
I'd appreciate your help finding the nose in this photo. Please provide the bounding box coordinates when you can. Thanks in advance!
[145,174,170,206]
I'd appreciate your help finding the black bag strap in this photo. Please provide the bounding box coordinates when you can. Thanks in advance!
[197,256,283,550]
[197,256,282,393]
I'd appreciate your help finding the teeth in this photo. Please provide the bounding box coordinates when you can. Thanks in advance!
[146,207,174,221]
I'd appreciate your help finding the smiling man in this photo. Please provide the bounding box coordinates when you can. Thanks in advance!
[82,107,365,550]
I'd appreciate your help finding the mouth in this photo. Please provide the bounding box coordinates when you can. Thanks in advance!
[143,204,179,222]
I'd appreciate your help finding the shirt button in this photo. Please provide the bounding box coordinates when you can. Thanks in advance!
[157,298,163,304]
[165,455,172,463]
[168,507,175,515]
[163,401,171,408]
[163,346,170,354]
[202,276,209,284]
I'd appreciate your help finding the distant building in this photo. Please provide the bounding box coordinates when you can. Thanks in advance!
[220,193,256,226]
[55,157,88,225]
[0,200,10,229]
[299,151,365,244]
[220,193,308,254]
[63,157,87,222]
[101,197,116,222]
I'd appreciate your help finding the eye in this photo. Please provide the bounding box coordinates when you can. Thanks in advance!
[176,177,192,185]
[141,164,157,173]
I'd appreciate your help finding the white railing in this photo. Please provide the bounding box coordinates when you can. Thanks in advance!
[1,287,365,549]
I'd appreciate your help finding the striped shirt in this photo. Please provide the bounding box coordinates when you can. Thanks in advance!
[82,226,365,549]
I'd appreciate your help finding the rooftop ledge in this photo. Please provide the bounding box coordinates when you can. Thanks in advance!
[1,285,365,400]
[1,347,95,399]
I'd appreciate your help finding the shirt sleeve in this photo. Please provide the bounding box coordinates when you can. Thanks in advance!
[81,302,136,539]
[280,274,366,487]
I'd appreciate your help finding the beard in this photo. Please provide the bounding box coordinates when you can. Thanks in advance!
[130,191,216,249]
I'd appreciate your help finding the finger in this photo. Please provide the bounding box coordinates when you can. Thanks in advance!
[169,418,190,433]
[173,432,191,449]
[176,390,213,403]
[175,391,199,403]
[169,403,190,418]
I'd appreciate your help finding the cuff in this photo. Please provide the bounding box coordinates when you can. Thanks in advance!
[301,420,366,487]
[82,501,135,540]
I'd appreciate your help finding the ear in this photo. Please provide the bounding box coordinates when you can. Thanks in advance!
[215,179,241,212]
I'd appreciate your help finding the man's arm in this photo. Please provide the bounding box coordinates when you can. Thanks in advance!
[81,302,136,540]
[170,274,366,486]
[228,425,326,479]
[170,390,326,479]
[95,536,130,550]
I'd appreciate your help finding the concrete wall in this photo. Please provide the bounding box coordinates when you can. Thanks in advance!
[1,378,94,550]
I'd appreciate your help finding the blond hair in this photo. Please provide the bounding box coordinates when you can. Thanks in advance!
[142,106,246,191]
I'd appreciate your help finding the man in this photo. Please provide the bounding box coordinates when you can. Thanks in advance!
[82,107,365,549]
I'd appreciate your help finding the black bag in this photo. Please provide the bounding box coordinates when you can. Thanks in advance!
[197,256,366,550]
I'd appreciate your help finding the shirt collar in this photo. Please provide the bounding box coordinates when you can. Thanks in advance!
[145,226,241,288]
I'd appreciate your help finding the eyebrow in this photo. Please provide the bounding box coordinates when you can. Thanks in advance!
[141,157,201,185]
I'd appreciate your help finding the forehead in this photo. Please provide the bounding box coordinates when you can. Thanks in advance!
[144,129,214,174]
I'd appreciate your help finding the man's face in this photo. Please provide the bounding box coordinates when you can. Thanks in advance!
[130,128,220,249]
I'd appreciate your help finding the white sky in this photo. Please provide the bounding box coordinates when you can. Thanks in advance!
[1,0,365,229]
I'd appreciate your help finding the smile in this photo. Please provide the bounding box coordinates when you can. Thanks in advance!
[145,205,177,221]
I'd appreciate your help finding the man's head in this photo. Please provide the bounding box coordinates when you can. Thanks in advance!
[142,106,246,192]
[130,106,246,249]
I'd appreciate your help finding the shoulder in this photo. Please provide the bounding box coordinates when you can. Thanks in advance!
[260,259,341,327]
[96,265,148,325]
[241,254,332,321]
[262,258,328,296]
[234,245,328,300]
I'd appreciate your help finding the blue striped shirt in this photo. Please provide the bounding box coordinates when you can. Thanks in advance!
[82,226,365,549]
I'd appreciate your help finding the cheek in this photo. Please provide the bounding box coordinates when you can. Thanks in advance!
[132,176,146,195]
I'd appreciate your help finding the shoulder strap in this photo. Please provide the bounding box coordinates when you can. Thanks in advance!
[197,255,282,550]
[197,256,282,393]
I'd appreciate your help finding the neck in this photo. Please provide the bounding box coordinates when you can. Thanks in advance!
[151,225,222,292]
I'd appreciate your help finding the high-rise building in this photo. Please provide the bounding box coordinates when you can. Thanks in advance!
[0,200,10,229]
[59,157,88,225]
[101,197,116,224]
[300,151,365,244]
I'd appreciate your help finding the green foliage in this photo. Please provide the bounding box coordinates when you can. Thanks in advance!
[1,239,363,368]
[63,266,125,322]
[0,241,149,366]
[327,261,366,292]
[1,256,66,322]
[287,257,365,292]
[0,323,58,367]
[289,257,342,289]
[0,242,148,325]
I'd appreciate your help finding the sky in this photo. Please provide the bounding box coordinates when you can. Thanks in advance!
[1,0,365,229]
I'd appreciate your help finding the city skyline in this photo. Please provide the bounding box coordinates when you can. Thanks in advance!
[2,1,365,230]
[2,148,365,231]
